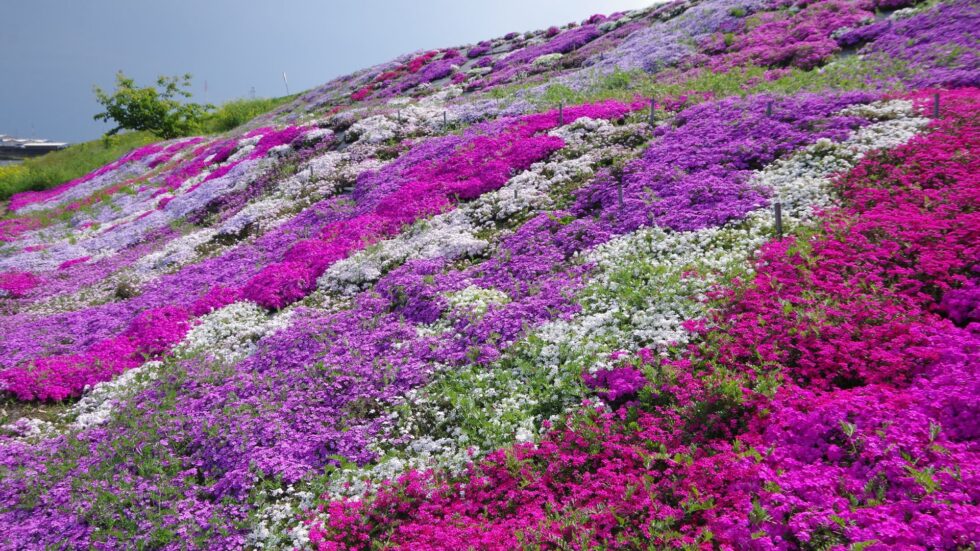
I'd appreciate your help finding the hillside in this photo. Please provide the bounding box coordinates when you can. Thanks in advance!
[0,0,977,548]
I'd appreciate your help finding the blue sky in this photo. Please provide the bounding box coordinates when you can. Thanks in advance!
[0,0,652,143]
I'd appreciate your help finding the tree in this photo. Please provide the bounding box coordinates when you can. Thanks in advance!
[93,72,213,139]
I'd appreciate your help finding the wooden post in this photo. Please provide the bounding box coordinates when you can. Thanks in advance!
[617,180,624,210]
[933,93,940,118]
[649,98,656,127]
[443,111,448,127]
[558,102,564,126]
[766,101,773,117]
[774,202,783,239]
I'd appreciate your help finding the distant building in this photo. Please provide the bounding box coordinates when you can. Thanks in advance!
[0,134,69,160]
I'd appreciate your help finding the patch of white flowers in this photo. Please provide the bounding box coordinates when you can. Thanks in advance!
[347,91,465,145]
[0,416,55,441]
[320,216,488,295]
[532,53,563,66]
[445,285,511,318]
[177,301,294,365]
[66,361,162,431]
[245,485,316,550]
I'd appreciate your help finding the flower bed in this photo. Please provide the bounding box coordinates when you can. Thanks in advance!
[0,0,976,547]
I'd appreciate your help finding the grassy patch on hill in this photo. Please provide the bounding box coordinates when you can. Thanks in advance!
[535,57,908,110]
[0,95,297,202]
[0,132,157,201]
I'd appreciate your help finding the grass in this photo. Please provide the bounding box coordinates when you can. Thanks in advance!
[201,94,297,134]
[0,131,157,201]
[0,393,76,429]
[532,56,906,111]
[0,94,297,203]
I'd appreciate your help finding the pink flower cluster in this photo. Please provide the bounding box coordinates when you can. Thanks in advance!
[0,306,192,401]
[0,271,41,298]
[704,0,876,70]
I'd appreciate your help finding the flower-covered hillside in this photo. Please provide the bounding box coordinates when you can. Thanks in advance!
[0,0,977,549]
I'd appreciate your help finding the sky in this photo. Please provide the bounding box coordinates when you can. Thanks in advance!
[0,0,653,143]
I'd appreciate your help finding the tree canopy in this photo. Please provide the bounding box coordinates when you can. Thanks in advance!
[93,72,213,139]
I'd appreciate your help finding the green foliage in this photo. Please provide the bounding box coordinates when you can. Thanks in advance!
[93,72,214,139]
[531,57,903,111]
[600,68,635,91]
[202,95,297,134]
[0,132,156,201]
[541,84,582,106]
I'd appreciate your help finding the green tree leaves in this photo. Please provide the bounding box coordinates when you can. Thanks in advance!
[93,72,213,139]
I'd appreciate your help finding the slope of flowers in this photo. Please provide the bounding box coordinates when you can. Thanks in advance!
[289,97,927,514]
[839,0,979,88]
[0,101,635,403]
[0,0,977,548]
[305,88,979,550]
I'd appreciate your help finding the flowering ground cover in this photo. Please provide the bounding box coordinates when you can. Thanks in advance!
[305,87,979,550]
[0,0,977,548]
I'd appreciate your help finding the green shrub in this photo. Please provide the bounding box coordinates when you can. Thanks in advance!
[202,95,297,134]
[93,72,213,139]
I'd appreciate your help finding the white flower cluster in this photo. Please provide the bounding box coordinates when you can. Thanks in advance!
[445,285,511,318]
[0,416,55,441]
[532,53,563,66]
[177,301,294,365]
[769,99,928,221]
[133,227,222,276]
[319,217,488,295]
[217,146,383,239]
[245,485,316,550]
[66,361,162,431]
[322,364,542,500]
[347,93,463,145]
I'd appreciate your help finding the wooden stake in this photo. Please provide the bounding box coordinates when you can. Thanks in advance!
[649,98,656,127]
[558,102,564,126]
[933,93,940,118]
[766,101,773,117]
[774,202,783,239]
